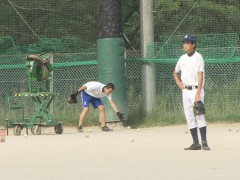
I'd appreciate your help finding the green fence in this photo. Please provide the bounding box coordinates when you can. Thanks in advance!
[1,1,240,127]
[0,33,240,126]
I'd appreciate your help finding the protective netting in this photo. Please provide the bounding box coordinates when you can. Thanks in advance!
[148,33,239,60]
[0,1,240,125]
[1,1,240,52]
[153,1,240,39]
[0,0,98,54]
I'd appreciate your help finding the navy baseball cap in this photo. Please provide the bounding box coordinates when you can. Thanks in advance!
[183,34,196,43]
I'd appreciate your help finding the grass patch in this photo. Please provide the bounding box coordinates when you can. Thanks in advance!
[52,103,100,127]
[2,84,240,128]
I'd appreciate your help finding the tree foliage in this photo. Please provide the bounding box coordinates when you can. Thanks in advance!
[0,0,239,53]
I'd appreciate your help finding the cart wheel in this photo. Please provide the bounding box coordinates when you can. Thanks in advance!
[13,125,21,136]
[31,125,42,135]
[54,124,63,134]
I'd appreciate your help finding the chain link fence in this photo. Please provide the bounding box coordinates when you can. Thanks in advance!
[1,37,240,126]
[1,1,240,126]
[0,51,143,126]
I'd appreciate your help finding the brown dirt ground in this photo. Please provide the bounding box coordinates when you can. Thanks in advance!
[1,123,240,180]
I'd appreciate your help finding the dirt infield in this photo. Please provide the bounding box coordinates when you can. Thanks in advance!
[1,123,240,180]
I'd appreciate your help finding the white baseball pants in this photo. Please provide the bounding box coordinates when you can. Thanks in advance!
[182,89,206,129]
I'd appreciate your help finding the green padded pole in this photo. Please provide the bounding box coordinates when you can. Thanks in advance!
[97,38,128,122]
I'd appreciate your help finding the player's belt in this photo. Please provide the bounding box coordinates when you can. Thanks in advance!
[185,85,198,90]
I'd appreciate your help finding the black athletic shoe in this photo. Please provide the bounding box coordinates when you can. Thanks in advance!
[184,144,201,150]
[202,141,211,151]
[101,126,112,132]
[77,126,83,132]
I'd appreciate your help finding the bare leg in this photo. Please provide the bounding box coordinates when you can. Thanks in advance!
[98,105,106,127]
[79,107,89,127]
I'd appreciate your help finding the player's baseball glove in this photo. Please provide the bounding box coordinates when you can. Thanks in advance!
[193,101,206,116]
[67,92,79,104]
[116,112,125,121]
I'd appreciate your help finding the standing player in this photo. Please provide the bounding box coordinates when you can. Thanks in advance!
[173,34,210,151]
[76,81,125,132]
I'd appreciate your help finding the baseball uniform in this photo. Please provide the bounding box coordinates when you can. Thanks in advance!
[174,34,210,151]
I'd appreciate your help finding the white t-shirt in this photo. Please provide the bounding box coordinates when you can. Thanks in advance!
[83,81,112,100]
[175,51,204,86]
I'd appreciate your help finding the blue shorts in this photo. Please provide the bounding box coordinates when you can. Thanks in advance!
[80,91,103,108]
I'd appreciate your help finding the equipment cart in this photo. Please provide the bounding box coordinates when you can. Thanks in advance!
[5,53,63,135]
